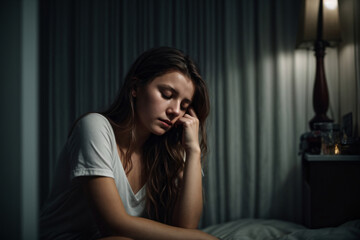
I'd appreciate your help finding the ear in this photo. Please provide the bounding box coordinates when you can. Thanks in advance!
[131,88,137,97]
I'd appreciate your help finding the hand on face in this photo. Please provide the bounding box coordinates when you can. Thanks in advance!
[175,108,200,154]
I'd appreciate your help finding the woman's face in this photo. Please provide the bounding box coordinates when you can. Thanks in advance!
[134,71,195,136]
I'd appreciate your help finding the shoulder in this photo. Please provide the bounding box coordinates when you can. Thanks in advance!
[68,113,117,179]
[70,113,114,142]
[76,113,112,132]
[78,113,110,127]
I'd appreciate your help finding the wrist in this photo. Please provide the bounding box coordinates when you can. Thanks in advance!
[185,147,201,160]
[185,146,201,157]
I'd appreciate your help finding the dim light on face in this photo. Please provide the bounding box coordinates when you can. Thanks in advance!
[134,71,195,136]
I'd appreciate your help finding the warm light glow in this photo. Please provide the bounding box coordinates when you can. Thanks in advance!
[324,0,338,10]
[334,144,340,155]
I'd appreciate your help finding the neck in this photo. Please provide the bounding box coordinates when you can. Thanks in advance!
[115,117,151,154]
[132,124,150,153]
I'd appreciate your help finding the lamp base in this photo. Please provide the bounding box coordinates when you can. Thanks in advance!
[309,41,333,131]
[309,114,333,130]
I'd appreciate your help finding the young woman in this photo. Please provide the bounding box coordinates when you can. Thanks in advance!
[40,47,218,240]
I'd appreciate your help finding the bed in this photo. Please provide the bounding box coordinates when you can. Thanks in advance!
[202,218,360,240]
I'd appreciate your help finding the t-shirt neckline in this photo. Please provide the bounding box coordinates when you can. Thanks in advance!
[99,113,147,201]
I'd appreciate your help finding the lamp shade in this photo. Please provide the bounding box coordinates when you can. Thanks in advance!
[297,0,341,48]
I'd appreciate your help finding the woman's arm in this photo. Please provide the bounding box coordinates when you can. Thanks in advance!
[81,176,217,240]
[172,149,203,228]
[172,108,204,228]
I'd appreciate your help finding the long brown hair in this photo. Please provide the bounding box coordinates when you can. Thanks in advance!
[102,47,210,223]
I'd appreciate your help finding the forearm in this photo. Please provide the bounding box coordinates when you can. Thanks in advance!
[172,149,203,228]
[83,177,215,240]
[113,214,215,240]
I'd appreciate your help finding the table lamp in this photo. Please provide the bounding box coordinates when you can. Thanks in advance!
[296,0,341,130]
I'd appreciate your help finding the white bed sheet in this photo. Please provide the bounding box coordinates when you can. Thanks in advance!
[202,219,360,240]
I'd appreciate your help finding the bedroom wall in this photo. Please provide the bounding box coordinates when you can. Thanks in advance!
[338,0,360,137]
[0,0,22,238]
[0,0,38,239]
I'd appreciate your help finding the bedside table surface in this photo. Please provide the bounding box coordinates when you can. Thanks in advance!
[304,153,360,161]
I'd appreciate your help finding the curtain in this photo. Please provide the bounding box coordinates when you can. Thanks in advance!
[40,0,350,227]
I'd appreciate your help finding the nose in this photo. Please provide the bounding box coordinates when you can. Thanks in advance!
[166,101,181,120]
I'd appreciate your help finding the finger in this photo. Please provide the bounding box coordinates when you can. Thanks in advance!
[187,108,198,118]
[175,116,190,125]
[175,117,198,128]
[174,117,185,127]
[182,113,193,119]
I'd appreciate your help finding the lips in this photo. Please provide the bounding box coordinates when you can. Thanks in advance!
[159,119,172,128]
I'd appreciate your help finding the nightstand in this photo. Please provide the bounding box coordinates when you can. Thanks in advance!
[302,154,360,228]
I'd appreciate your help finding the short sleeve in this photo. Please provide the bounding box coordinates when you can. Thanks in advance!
[68,113,115,179]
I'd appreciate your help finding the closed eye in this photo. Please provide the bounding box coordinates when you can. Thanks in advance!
[160,87,174,99]
[161,92,172,99]
[158,85,192,110]
[181,103,190,111]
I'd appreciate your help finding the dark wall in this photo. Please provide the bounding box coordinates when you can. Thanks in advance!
[0,0,21,238]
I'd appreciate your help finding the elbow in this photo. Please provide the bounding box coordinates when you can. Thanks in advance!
[182,223,199,229]
[172,210,202,229]
[174,223,199,229]
[172,218,200,229]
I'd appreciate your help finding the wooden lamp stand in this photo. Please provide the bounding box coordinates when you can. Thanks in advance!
[309,40,333,130]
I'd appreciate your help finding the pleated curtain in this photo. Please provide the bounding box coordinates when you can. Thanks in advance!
[39,0,344,227]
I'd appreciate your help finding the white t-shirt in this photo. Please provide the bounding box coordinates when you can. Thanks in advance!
[40,113,146,240]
